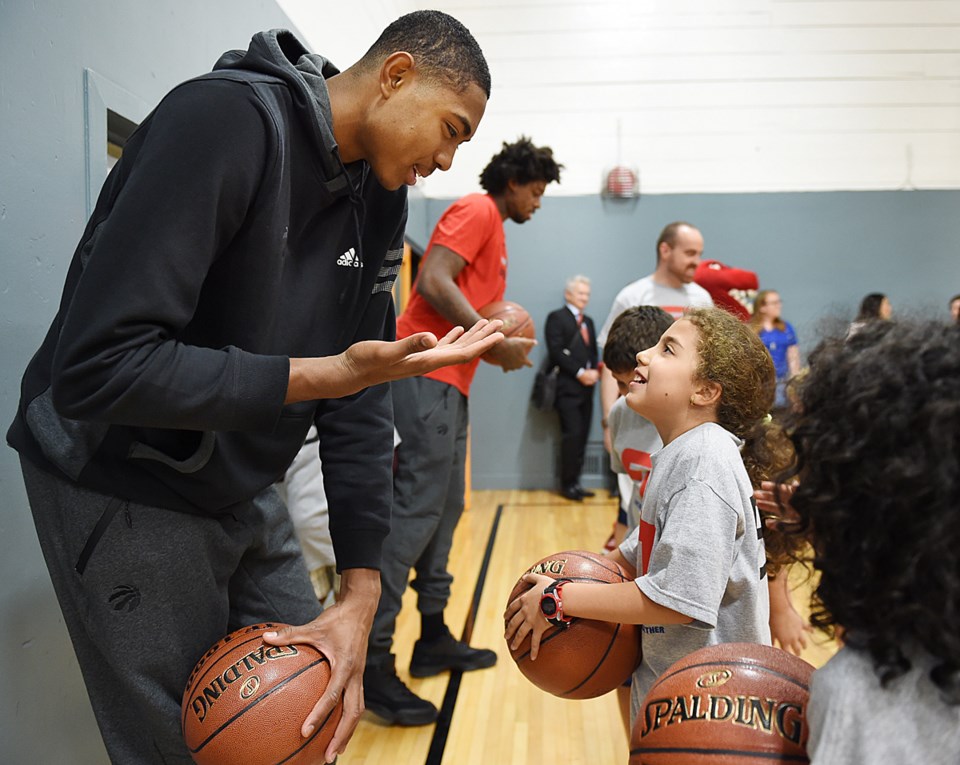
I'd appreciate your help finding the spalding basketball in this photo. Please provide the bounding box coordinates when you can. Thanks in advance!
[181,623,342,765]
[478,300,535,340]
[506,550,641,699]
[630,642,813,764]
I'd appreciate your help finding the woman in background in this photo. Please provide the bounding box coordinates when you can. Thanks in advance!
[848,292,892,336]
[750,289,800,412]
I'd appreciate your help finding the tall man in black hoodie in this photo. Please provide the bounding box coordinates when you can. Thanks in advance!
[7,12,496,764]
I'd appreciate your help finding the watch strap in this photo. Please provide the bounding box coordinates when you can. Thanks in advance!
[540,578,574,628]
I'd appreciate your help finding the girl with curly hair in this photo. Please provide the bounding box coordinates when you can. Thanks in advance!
[760,318,960,762]
[506,306,795,720]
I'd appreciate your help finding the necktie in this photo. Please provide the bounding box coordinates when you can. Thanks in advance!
[577,314,590,346]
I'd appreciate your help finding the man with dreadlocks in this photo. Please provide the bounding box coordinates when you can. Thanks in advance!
[364,136,563,725]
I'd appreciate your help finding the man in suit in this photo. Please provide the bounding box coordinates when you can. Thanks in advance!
[545,275,600,501]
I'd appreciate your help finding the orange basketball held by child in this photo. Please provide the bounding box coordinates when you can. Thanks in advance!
[478,300,536,341]
[630,642,813,764]
[505,549,642,699]
[181,623,342,765]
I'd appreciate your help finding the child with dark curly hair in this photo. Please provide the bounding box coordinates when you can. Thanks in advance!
[506,306,795,720]
[760,318,960,762]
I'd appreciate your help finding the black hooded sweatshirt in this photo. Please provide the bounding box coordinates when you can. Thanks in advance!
[7,30,405,570]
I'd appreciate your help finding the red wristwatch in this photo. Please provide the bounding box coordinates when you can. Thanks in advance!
[540,578,574,628]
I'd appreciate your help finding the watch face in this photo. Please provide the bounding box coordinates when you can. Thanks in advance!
[541,597,558,616]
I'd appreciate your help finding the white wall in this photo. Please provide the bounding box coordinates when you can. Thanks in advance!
[280,0,960,197]
[276,0,409,69]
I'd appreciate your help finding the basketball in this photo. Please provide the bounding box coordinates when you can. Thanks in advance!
[506,549,642,699]
[478,300,535,340]
[181,622,342,765]
[630,642,813,764]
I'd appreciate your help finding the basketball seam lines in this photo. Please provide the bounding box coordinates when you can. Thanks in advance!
[650,658,811,693]
[272,704,340,765]
[561,621,623,697]
[187,657,331,753]
[513,575,626,662]
[630,745,809,761]
[182,631,281,730]
[563,550,629,580]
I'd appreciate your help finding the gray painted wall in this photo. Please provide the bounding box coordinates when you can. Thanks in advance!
[414,191,960,490]
[0,2,297,761]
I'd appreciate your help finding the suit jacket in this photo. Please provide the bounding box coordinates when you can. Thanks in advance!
[544,306,599,391]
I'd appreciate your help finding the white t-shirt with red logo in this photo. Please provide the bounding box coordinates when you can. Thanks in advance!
[608,397,661,533]
[597,275,713,348]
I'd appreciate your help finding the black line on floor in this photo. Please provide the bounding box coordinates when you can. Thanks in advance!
[424,503,504,765]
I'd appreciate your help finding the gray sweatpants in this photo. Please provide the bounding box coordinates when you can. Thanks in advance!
[20,457,320,764]
[368,376,468,662]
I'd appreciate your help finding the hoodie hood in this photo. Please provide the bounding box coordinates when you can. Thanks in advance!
[214,29,371,325]
[215,30,351,194]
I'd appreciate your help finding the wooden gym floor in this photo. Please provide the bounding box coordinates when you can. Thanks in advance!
[342,490,836,765]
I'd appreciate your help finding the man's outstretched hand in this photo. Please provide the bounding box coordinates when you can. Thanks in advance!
[286,319,504,403]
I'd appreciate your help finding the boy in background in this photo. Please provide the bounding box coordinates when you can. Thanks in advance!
[600,305,675,730]
[602,307,676,548]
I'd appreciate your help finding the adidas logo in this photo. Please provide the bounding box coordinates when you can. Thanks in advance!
[337,247,362,268]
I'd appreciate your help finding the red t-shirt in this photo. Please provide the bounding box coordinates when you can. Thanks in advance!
[398,193,506,396]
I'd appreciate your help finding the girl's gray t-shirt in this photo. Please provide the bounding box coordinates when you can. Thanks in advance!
[620,422,772,717]
[808,646,960,764]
